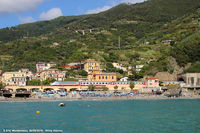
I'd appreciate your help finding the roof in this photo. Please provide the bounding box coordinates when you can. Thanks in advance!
[146,77,159,80]
[85,59,98,63]
[51,81,79,86]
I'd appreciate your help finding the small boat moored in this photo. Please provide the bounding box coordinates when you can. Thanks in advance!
[58,103,66,107]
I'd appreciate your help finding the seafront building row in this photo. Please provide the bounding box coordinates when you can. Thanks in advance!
[0,59,200,93]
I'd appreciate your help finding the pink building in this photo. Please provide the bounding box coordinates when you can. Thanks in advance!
[36,62,46,72]
[145,77,160,88]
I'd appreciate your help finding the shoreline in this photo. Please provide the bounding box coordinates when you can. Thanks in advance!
[1,95,200,102]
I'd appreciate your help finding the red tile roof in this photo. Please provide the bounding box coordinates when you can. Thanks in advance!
[146,77,159,80]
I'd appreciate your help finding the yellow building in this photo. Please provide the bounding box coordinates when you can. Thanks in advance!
[2,71,27,86]
[84,59,101,72]
[88,70,117,81]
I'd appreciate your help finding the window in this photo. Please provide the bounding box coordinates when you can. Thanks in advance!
[112,76,114,79]
[102,76,104,79]
[150,83,152,85]
[106,76,107,79]
[99,76,101,79]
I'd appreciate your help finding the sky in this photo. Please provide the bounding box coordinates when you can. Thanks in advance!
[0,0,145,29]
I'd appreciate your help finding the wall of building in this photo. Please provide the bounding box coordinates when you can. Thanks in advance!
[84,59,101,72]
[88,70,117,81]
[2,71,27,86]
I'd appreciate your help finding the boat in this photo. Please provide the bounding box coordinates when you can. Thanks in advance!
[58,103,66,107]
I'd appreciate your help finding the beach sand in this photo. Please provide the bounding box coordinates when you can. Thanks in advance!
[1,94,200,102]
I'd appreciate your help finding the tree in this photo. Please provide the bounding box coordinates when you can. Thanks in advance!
[77,70,88,77]
[128,70,144,81]
[27,80,40,86]
[121,87,126,92]
[88,85,96,91]
[42,78,56,85]
[129,82,135,90]
[114,85,118,91]
[65,77,78,81]
[0,82,5,90]
[102,86,109,91]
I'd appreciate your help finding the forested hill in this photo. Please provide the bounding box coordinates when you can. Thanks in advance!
[0,0,200,76]
[0,0,200,43]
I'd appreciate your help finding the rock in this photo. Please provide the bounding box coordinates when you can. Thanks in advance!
[162,85,181,97]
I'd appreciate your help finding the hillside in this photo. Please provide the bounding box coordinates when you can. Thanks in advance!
[0,0,200,77]
[0,0,200,43]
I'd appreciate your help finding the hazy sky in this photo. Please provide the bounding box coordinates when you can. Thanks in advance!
[0,0,145,28]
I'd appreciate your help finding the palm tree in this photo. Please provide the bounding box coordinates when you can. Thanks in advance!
[129,81,135,91]
[121,87,126,92]
[114,85,118,92]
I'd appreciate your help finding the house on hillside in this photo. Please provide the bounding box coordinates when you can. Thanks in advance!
[161,40,174,45]
[136,65,144,72]
[84,59,101,72]
[112,63,127,71]
[120,77,129,82]
[47,62,57,68]
[36,62,46,72]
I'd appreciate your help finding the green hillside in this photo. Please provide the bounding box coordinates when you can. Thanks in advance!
[0,0,200,76]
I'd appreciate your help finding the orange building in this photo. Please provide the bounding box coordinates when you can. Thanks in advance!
[88,70,117,81]
[84,59,101,72]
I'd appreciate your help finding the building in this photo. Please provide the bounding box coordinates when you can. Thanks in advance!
[53,42,59,46]
[20,68,34,80]
[51,81,145,91]
[112,63,127,71]
[0,70,2,75]
[36,62,46,72]
[47,62,57,68]
[181,73,200,87]
[145,77,160,89]
[120,77,129,82]
[39,69,66,81]
[2,71,27,86]
[135,65,144,72]
[161,40,174,45]
[84,59,101,72]
[88,70,117,81]
[36,62,57,72]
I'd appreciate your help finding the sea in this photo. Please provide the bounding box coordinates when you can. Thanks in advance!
[0,99,200,133]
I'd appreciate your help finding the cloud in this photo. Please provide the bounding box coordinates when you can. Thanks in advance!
[86,0,145,14]
[39,8,63,20]
[86,6,112,14]
[121,0,146,4]
[0,0,44,14]
[19,16,36,24]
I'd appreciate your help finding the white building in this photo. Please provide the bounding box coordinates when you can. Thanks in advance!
[120,77,129,82]
[112,63,127,71]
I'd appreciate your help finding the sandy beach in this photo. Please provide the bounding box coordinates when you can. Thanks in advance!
[1,94,200,102]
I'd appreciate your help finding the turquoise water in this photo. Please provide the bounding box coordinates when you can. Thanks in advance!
[0,99,200,133]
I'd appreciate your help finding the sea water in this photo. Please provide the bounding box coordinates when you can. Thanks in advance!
[0,99,200,133]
